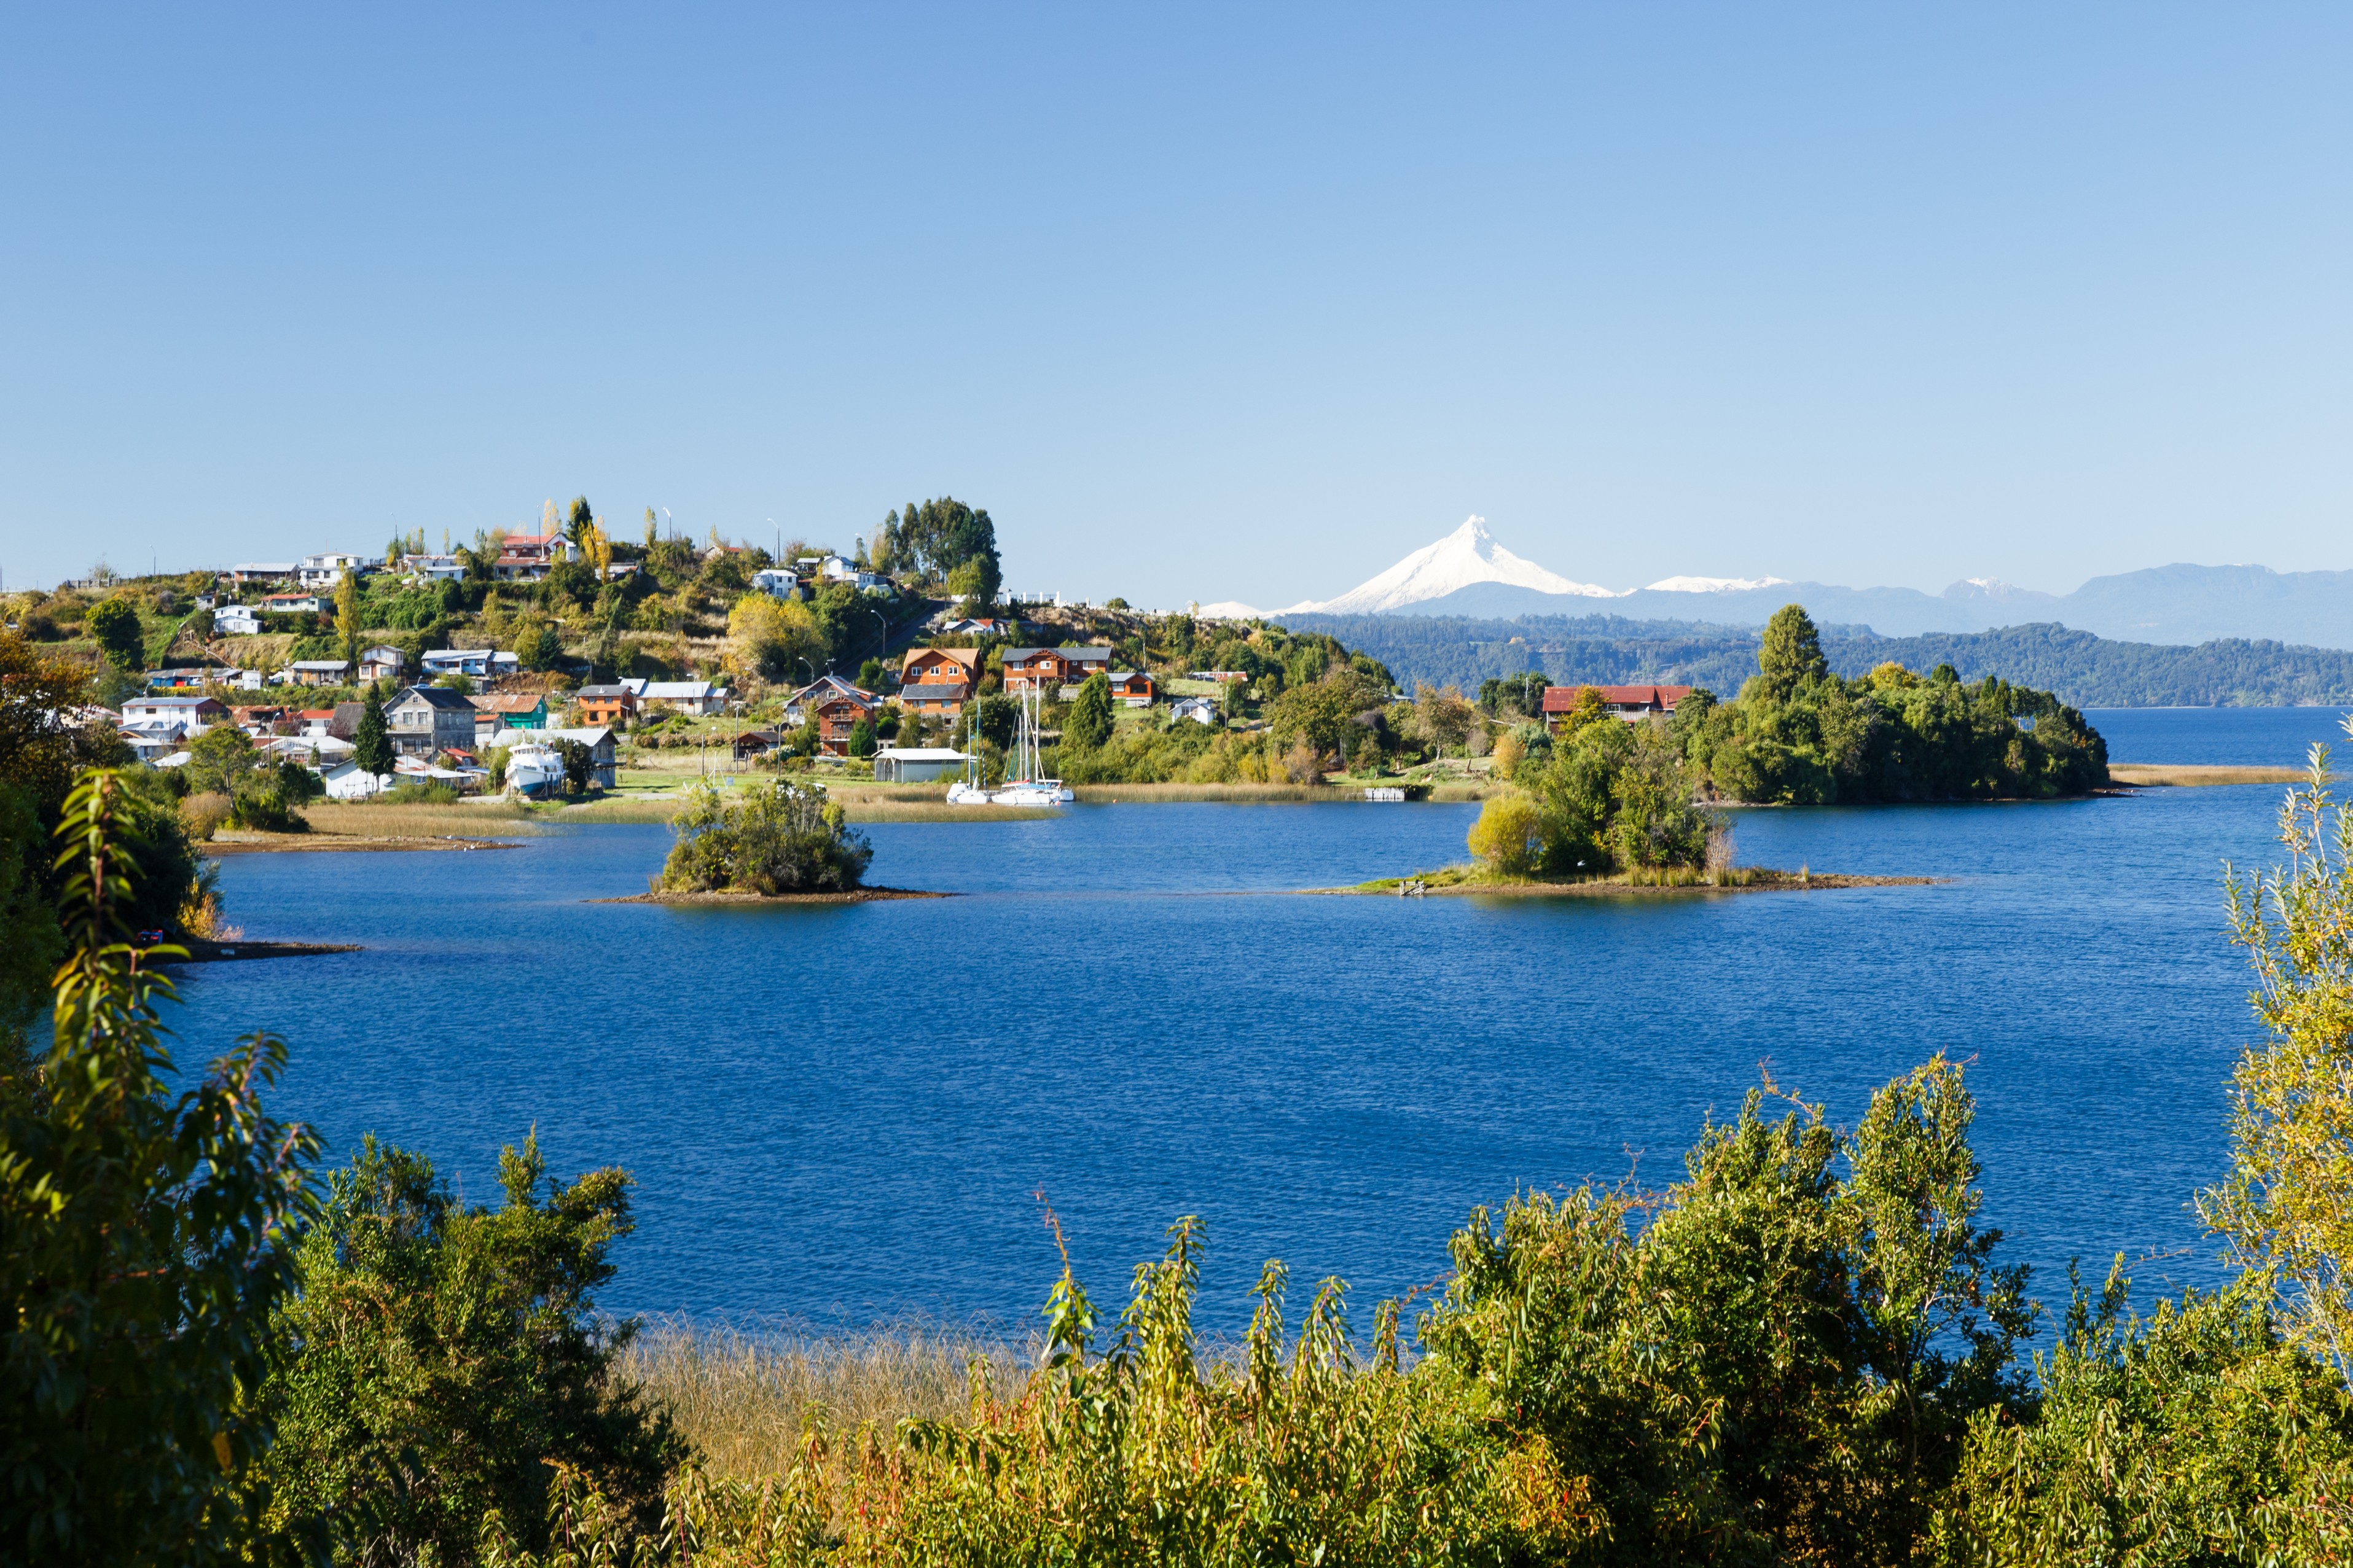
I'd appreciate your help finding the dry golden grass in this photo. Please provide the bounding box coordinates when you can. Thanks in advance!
[1069,782,1331,802]
[623,1322,1027,1478]
[2109,763,2316,787]
[303,800,542,837]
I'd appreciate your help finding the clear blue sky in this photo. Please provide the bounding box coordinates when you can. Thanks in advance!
[2,5,2346,604]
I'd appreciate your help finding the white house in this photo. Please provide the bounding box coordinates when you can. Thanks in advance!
[872,746,971,783]
[1170,696,1220,725]
[321,762,392,800]
[638,679,726,716]
[297,552,366,590]
[120,694,225,734]
[421,648,520,679]
[259,593,326,615]
[215,604,263,636]
[267,733,353,765]
[751,567,805,600]
[401,553,466,583]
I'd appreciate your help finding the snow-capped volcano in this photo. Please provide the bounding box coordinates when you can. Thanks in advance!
[1282,516,1618,615]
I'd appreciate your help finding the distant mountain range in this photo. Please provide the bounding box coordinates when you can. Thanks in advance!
[1280,612,2353,711]
[1203,517,2353,650]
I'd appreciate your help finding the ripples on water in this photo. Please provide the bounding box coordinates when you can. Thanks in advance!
[171,708,2352,1333]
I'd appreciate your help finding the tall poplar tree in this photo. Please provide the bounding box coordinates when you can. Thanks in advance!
[334,571,361,672]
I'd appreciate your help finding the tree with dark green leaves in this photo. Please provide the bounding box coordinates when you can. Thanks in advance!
[82,597,146,671]
[353,688,394,776]
[1063,673,1114,752]
[0,771,323,1567]
[566,496,595,547]
[254,1132,678,1563]
[845,716,877,757]
[515,622,565,671]
[1678,605,2108,803]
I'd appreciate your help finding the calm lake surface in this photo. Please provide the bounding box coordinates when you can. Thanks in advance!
[171,711,2341,1334]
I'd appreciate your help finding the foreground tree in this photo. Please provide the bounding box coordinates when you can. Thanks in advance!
[0,771,321,1566]
[256,1133,680,1562]
[2210,718,2353,1382]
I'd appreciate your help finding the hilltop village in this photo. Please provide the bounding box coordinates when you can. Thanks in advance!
[4,494,2109,815]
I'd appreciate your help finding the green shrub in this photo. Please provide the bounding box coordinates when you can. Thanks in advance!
[657,779,871,894]
[256,1134,680,1562]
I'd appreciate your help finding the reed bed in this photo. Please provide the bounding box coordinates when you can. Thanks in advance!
[839,802,1057,822]
[622,1320,1028,1479]
[1067,782,1331,802]
[302,801,542,837]
[2109,763,2314,787]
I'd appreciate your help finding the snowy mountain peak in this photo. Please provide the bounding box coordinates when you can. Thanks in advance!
[1644,574,1793,594]
[1283,516,1620,615]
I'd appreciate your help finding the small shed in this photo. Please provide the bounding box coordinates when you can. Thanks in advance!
[874,746,971,783]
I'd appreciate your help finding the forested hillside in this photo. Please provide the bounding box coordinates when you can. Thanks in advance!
[1285,612,2353,707]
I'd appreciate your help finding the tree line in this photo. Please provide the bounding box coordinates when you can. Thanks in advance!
[1292,610,2353,708]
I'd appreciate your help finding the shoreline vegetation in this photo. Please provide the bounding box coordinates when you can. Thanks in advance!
[594,886,948,906]
[1337,864,1938,895]
[18,710,2353,1558]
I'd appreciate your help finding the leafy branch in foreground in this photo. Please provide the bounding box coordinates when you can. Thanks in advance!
[2210,716,2353,1384]
[0,770,321,1566]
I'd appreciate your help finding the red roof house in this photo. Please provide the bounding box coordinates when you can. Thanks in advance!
[1541,684,1693,729]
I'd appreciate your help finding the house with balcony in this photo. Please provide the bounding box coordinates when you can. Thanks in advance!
[387,685,479,757]
[893,647,979,718]
[226,562,297,587]
[421,648,521,680]
[359,646,407,682]
[1001,646,1114,695]
[493,533,562,582]
[574,685,637,728]
[471,692,549,745]
[808,688,879,756]
[636,679,725,716]
[1540,684,1694,730]
[297,552,366,590]
[401,553,466,583]
[783,675,875,725]
[119,694,225,735]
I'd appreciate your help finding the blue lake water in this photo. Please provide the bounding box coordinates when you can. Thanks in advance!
[169,731,2324,1336]
[2088,704,2353,766]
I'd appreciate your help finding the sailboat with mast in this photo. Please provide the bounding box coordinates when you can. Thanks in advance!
[946,682,1072,806]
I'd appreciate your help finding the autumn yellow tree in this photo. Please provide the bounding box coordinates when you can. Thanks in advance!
[1466,790,1543,876]
[334,570,361,671]
[2208,717,2353,1385]
[723,594,826,688]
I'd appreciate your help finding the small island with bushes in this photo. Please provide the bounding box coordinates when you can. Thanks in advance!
[614,777,942,904]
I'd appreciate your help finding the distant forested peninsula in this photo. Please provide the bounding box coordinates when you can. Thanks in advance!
[1283,612,2353,708]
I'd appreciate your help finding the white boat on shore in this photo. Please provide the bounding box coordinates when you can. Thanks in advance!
[947,687,1072,806]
